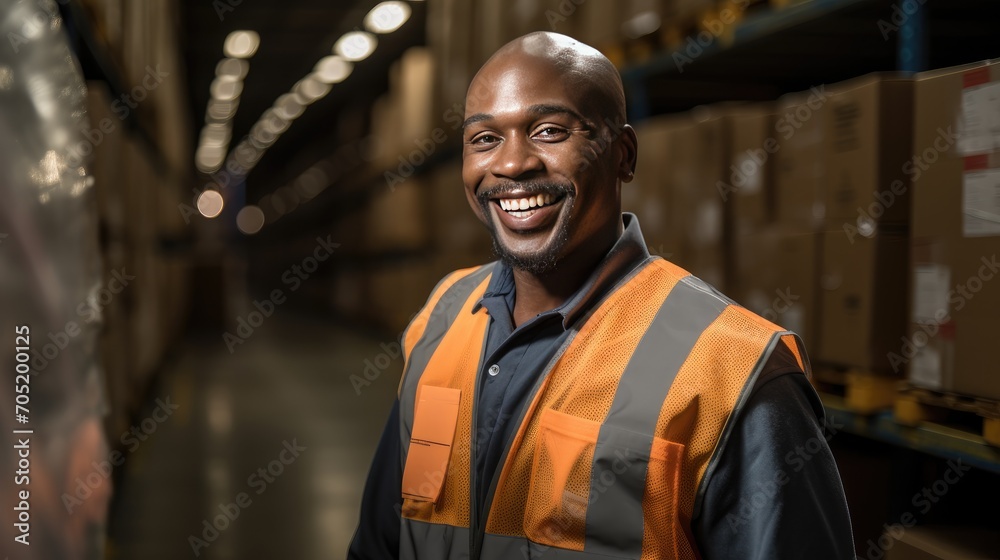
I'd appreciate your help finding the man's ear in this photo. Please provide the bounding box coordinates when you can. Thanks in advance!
[618,124,638,183]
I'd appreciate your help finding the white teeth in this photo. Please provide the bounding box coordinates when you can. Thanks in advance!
[498,193,559,213]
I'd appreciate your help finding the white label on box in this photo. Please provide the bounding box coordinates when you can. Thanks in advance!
[910,344,942,389]
[912,264,950,323]
[958,82,1000,156]
[736,154,763,194]
[962,169,1000,237]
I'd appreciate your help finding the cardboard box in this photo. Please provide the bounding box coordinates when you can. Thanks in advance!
[367,260,440,334]
[905,60,1000,400]
[428,0,479,120]
[398,48,435,152]
[475,0,513,63]
[733,226,821,349]
[427,161,493,259]
[580,0,627,49]
[370,92,403,169]
[86,81,127,236]
[726,105,775,234]
[365,177,431,252]
[624,114,685,262]
[814,74,916,374]
[774,90,827,231]
[818,228,909,374]
[884,525,1000,560]
[666,111,729,290]
[823,74,914,226]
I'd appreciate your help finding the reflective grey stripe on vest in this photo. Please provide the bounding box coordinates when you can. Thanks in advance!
[398,263,496,469]
[584,275,730,558]
[401,518,471,560]
[480,533,627,560]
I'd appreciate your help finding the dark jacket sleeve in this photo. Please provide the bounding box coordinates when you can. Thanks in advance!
[692,372,855,560]
[347,399,402,560]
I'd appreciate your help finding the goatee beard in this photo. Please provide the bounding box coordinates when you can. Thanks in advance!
[477,180,574,276]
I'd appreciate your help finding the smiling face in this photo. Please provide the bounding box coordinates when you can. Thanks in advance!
[462,35,636,276]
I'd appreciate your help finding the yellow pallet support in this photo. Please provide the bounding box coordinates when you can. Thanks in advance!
[844,371,899,415]
[893,386,1000,448]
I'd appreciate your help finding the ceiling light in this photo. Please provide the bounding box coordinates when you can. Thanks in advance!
[249,121,280,147]
[234,141,262,164]
[333,31,377,62]
[278,186,301,212]
[622,11,661,39]
[236,206,265,234]
[216,57,249,80]
[274,93,304,120]
[210,77,243,101]
[195,145,226,173]
[270,192,287,215]
[224,30,260,58]
[293,75,332,103]
[364,2,411,34]
[196,190,225,218]
[200,124,231,147]
[296,166,328,198]
[207,98,239,122]
[314,55,353,84]
[261,110,290,134]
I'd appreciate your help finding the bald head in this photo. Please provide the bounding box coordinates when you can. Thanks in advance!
[470,32,627,130]
[460,32,639,279]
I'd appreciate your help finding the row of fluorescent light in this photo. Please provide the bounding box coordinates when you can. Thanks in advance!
[195,30,260,174]
[197,1,418,234]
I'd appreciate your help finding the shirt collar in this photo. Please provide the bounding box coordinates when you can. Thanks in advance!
[473,212,652,329]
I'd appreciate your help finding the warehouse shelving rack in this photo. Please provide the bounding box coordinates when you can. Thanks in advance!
[620,0,1000,119]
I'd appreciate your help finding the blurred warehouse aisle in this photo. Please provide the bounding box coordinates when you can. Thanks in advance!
[105,315,398,560]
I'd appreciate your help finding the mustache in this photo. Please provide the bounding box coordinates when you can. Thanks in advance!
[477,180,574,202]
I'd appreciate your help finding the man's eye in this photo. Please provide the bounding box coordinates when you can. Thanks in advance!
[535,127,568,140]
[472,134,500,145]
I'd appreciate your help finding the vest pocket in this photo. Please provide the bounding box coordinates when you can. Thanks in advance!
[402,386,461,504]
[641,437,685,558]
[523,408,686,557]
[524,408,600,551]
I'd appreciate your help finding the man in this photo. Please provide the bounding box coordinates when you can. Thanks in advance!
[349,32,853,559]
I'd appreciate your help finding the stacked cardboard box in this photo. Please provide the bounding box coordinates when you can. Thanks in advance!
[816,74,914,374]
[367,261,441,335]
[667,110,729,290]
[906,60,1000,401]
[365,177,431,252]
[427,161,494,263]
[728,101,822,346]
[774,90,827,232]
[398,48,436,155]
[579,0,629,54]
[726,106,774,235]
[428,0,479,123]
[624,114,685,261]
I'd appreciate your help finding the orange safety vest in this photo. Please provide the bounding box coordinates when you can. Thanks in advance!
[396,257,809,560]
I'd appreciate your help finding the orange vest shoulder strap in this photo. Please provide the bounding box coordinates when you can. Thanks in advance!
[397,263,495,397]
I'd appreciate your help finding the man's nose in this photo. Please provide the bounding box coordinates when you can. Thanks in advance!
[489,135,544,180]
